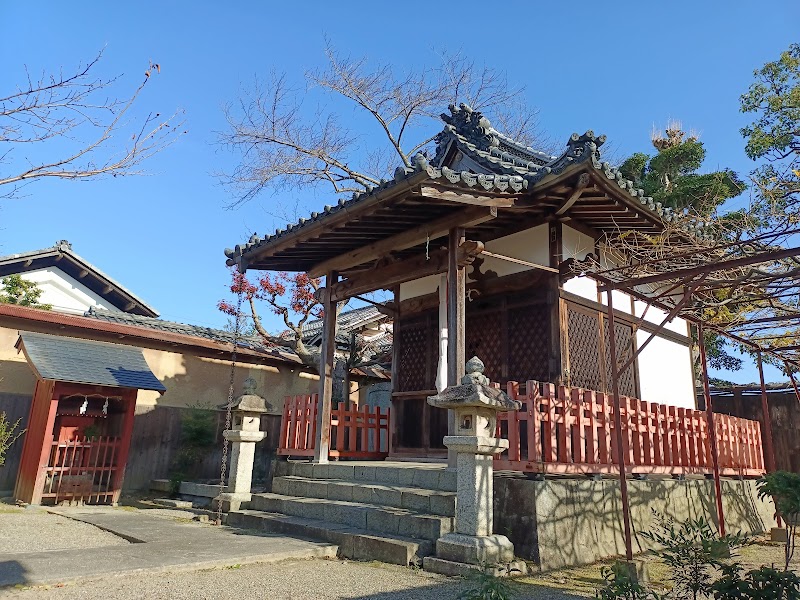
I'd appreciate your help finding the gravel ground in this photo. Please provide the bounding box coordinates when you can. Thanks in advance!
[0,507,128,554]
[0,558,587,599]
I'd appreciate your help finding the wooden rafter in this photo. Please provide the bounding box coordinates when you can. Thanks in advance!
[308,206,497,277]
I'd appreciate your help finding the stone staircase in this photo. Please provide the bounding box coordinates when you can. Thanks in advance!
[226,460,456,566]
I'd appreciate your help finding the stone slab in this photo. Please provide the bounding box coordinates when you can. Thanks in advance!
[152,498,193,509]
[249,493,453,541]
[771,527,789,543]
[149,479,172,493]
[0,507,336,587]
[227,510,433,566]
[422,556,528,577]
[435,532,515,565]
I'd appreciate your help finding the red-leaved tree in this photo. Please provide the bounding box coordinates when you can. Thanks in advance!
[218,270,323,367]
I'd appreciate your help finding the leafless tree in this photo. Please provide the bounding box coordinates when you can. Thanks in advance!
[218,43,550,207]
[0,49,185,199]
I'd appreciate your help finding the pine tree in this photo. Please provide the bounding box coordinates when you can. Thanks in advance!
[619,121,745,215]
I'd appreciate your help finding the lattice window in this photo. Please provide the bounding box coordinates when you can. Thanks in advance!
[604,320,637,398]
[397,314,432,392]
[467,309,503,382]
[508,304,550,382]
[567,308,603,391]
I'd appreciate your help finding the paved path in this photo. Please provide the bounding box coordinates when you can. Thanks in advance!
[1,558,589,599]
[0,507,336,587]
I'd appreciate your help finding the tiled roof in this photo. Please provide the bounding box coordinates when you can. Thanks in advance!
[0,240,159,317]
[225,105,712,270]
[84,308,303,364]
[303,305,386,339]
[17,331,167,392]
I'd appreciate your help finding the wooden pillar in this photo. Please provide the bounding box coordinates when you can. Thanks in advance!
[14,379,58,505]
[447,228,466,467]
[757,352,777,473]
[605,291,634,561]
[548,222,564,384]
[314,271,338,464]
[436,275,449,392]
[111,388,138,505]
[390,285,400,455]
[698,324,726,536]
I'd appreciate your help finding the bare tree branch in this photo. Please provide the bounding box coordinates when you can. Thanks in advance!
[0,49,185,200]
[218,44,547,206]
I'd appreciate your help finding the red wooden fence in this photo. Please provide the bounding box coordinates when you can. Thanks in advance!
[495,381,765,477]
[43,436,122,504]
[278,395,390,459]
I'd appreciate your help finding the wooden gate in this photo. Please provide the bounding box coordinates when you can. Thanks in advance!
[43,436,123,503]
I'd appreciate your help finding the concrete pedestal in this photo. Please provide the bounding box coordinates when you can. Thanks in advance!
[211,381,271,512]
[213,423,266,512]
[424,357,524,576]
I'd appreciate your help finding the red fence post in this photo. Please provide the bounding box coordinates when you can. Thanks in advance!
[699,323,726,536]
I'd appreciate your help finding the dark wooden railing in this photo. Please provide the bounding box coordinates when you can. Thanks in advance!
[44,436,122,503]
[278,395,390,459]
[495,381,765,477]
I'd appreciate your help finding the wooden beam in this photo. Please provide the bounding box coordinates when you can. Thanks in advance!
[481,250,559,273]
[327,241,484,303]
[418,184,521,207]
[600,245,800,291]
[555,173,591,216]
[313,271,338,464]
[308,206,496,277]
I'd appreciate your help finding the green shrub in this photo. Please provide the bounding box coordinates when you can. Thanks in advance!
[757,471,800,571]
[712,564,800,600]
[0,411,23,467]
[168,405,218,493]
[596,562,661,600]
[457,567,518,600]
[640,511,748,600]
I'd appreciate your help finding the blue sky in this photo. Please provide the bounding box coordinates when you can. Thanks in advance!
[1,1,798,383]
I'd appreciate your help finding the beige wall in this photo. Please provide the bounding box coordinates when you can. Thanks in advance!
[0,324,319,413]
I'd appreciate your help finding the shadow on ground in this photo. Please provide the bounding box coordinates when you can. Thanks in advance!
[342,579,589,600]
[0,560,28,587]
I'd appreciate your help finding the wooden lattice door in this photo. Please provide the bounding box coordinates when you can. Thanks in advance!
[565,301,639,397]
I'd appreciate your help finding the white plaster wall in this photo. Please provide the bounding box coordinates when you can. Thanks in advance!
[633,300,690,336]
[399,274,440,301]
[21,268,119,315]
[636,331,695,408]
[481,224,549,277]
[563,276,598,300]
[562,226,595,262]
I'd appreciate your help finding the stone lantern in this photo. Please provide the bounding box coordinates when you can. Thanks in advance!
[214,378,268,512]
[423,356,526,576]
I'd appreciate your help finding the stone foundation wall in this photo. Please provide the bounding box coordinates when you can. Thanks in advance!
[494,474,776,571]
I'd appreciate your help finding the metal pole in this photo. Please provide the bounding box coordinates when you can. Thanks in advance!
[698,323,726,536]
[757,352,777,473]
[788,367,800,409]
[605,291,634,561]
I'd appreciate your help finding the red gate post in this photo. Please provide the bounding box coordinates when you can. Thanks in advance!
[756,352,777,473]
[605,291,634,562]
[698,324,726,536]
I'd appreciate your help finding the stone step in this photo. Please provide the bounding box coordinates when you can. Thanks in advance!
[277,461,457,492]
[249,492,453,541]
[272,476,456,517]
[227,510,434,566]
